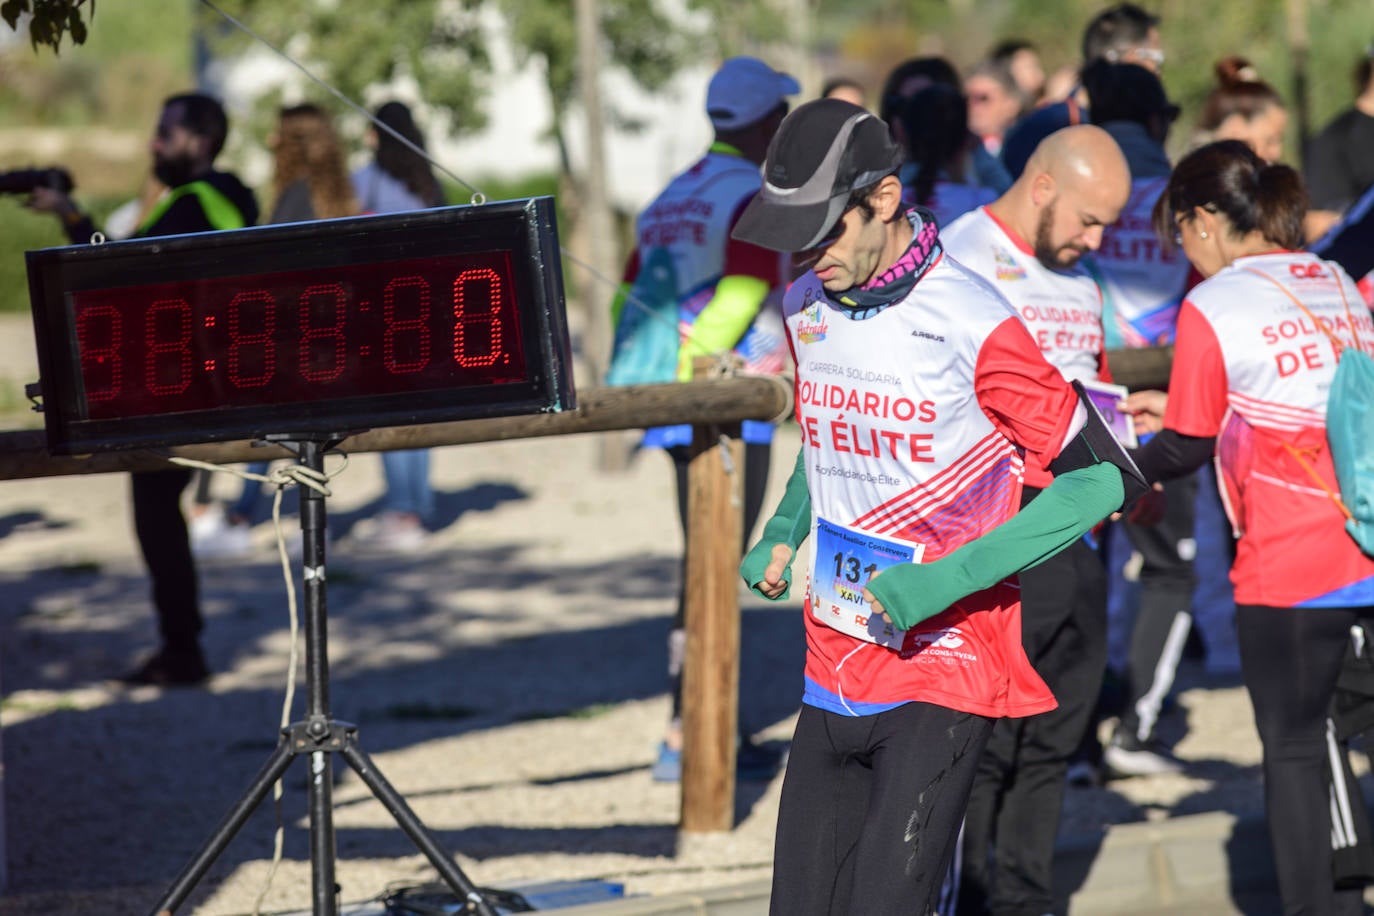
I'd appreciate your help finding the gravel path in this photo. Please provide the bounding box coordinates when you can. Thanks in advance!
[0,313,1272,915]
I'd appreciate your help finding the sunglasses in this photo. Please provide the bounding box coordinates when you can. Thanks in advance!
[792,206,854,269]
[813,207,854,250]
[1106,46,1166,68]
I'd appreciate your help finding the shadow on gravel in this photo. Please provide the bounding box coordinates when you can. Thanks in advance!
[0,536,805,900]
[226,478,529,537]
[338,823,682,863]
[327,480,530,540]
[0,508,71,538]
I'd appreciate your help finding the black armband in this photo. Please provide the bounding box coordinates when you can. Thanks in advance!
[1048,380,1150,508]
[1132,429,1216,484]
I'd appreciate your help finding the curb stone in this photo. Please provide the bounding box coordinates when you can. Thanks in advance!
[547,811,1278,916]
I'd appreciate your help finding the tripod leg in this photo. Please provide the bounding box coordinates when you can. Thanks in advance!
[339,737,499,916]
[309,749,339,915]
[150,739,297,916]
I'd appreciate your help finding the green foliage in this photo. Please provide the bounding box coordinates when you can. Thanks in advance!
[0,0,91,53]
[448,171,559,207]
[500,0,695,149]
[201,0,492,134]
[1,0,189,130]
[0,193,123,314]
[819,0,1373,166]
[0,196,68,314]
[688,0,798,59]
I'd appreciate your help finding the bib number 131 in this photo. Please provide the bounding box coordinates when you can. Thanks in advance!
[812,517,925,649]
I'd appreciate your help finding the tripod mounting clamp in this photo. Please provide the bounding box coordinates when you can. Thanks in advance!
[288,717,354,752]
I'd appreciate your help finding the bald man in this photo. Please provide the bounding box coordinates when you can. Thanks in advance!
[941,125,1131,916]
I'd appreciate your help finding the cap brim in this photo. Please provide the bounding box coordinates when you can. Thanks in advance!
[732,192,845,253]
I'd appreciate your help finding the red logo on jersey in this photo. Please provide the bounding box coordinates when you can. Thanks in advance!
[1289,262,1327,279]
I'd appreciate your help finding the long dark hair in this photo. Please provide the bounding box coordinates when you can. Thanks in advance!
[1152,139,1306,250]
[879,56,960,133]
[273,103,358,220]
[899,84,968,206]
[373,100,444,207]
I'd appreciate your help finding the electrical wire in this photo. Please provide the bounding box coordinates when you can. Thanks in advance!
[196,0,718,365]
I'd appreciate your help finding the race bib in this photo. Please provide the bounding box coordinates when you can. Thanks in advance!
[811,517,926,650]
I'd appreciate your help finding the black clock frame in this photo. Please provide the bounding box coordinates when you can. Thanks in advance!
[25,196,575,455]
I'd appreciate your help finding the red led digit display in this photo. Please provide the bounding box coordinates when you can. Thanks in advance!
[70,250,526,420]
[28,197,573,455]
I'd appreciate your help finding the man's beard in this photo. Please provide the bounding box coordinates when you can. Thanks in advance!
[1033,200,1086,269]
[153,152,198,189]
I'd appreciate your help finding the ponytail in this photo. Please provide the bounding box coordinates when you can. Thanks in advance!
[1157,140,1306,249]
[1253,163,1306,249]
[899,84,968,207]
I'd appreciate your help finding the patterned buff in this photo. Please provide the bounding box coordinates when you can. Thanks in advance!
[827,207,942,319]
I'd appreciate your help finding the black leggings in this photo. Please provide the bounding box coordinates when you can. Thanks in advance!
[770,702,993,916]
[131,468,202,650]
[961,533,1106,916]
[1238,602,1373,916]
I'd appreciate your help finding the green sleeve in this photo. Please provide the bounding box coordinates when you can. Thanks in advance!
[739,447,812,601]
[866,462,1123,631]
[609,281,632,329]
[676,274,769,380]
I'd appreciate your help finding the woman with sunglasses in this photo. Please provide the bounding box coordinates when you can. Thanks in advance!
[1130,139,1374,916]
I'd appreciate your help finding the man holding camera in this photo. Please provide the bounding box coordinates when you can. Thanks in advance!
[28,92,258,686]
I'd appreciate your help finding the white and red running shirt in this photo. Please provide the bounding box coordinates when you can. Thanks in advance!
[1092,177,1193,347]
[622,144,790,447]
[1163,250,1374,608]
[942,206,1110,488]
[786,252,1084,719]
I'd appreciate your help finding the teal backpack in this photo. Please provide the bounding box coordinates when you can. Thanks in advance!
[605,247,681,387]
[1328,346,1374,555]
[1249,266,1374,556]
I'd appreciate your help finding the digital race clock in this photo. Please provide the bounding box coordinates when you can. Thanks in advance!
[26,197,575,455]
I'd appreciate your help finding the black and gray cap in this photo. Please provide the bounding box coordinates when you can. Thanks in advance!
[732,98,905,253]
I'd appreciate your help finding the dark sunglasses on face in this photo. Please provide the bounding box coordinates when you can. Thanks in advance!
[792,207,853,270]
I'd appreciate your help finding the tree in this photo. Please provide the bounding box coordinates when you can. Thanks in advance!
[199,0,492,136]
[496,0,694,382]
[1,0,92,52]
[499,0,692,181]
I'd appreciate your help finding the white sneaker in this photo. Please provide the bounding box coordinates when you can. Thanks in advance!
[189,504,226,541]
[1104,733,1184,777]
[193,521,254,560]
[350,512,426,554]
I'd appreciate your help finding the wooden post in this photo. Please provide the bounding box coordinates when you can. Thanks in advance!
[679,421,743,833]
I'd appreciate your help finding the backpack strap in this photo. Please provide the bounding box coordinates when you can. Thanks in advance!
[1241,264,1363,359]
[1280,441,1356,521]
[1241,264,1358,520]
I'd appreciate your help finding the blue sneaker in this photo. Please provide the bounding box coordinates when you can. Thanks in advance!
[650,739,782,783]
[651,742,681,782]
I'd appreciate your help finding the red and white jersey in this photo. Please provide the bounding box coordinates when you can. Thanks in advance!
[1093,177,1192,347]
[942,206,1109,486]
[1164,250,1374,608]
[632,148,768,301]
[786,253,1082,719]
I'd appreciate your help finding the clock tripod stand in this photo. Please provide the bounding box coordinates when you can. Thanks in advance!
[150,436,498,916]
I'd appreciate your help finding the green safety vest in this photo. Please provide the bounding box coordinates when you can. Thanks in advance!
[136,179,248,235]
